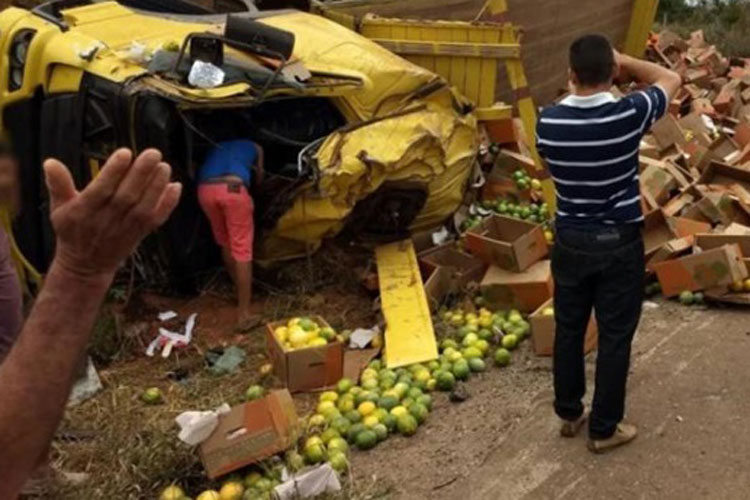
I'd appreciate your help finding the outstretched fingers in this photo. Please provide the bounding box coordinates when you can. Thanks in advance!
[153,183,182,227]
[43,159,77,212]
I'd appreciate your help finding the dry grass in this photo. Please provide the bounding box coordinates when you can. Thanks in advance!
[46,245,381,499]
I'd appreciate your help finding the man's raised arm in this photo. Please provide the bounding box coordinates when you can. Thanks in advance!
[0,149,181,499]
[615,50,683,102]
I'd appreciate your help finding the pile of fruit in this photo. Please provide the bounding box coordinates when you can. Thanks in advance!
[159,469,283,500]
[511,168,542,193]
[159,304,531,500]
[273,317,339,351]
[678,290,705,306]
[461,198,554,244]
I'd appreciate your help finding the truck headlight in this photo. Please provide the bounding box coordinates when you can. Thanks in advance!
[8,29,35,91]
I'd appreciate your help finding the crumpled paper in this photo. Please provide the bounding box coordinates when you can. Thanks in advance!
[274,464,341,500]
[175,403,231,446]
[349,326,380,349]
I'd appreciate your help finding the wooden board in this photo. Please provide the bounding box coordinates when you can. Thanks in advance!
[375,240,438,368]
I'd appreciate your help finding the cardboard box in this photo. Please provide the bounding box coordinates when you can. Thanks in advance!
[423,265,454,312]
[199,390,299,479]
[653,244,748,297]
[480,260,553,313]
[646,237,695,272]
[643,210,677,258]
[465,215,548,272]
[418,245,487,290]
[640,164,679,208]
[695,233,750,256]
[529,299,598,357]
[266,317,343,393]
[698,161,750,205]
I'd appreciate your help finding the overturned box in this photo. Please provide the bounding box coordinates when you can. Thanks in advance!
[465,215,548,272]
[418,244,487,290]
[200,390,299,479]
[480,260,553,313]
[652,244,748,297]
[266,316,344,393]
[529,299,598,357]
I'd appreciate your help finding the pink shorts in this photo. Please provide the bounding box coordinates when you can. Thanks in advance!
[198,183,254,262]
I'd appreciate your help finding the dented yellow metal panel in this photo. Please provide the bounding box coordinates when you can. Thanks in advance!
[375,240,438,368]
[259,88,478,260]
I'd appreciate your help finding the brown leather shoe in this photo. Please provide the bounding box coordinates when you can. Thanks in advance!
[588,423,638,454]
[560,412,588,438]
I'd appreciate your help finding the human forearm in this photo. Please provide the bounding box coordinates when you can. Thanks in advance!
[0,262,112,498]
[617,52,682,100]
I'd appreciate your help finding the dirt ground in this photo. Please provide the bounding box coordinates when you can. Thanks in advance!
[48,256,750,500]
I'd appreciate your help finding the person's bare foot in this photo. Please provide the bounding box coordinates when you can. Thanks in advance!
[235,312,262,333]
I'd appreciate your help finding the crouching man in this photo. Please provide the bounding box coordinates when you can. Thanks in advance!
[197,139,264,328]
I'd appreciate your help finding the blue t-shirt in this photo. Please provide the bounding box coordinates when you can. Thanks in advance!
[536,86,668,227]
[198,140,257,186]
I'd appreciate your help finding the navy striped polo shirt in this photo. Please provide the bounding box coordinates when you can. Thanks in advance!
[536,86,668,227]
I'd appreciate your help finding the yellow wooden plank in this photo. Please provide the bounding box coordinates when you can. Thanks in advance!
[375,240,438,369]
[450,26,468,96]
[623,0,658,57]
[421,25,438,72]
[465,28,484,104]
[478,25,500,107]
[435,24,454,83]
[369,39,519,58]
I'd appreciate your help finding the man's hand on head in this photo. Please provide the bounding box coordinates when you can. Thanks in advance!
[43,148,182,280]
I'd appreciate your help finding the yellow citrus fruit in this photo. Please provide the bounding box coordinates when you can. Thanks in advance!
[371,335,383,349]
[219,481,244,500]
[308,414,326,429]
[358,401,376,417]
[274,326,289,343]
[305,435,323,448]
[309,338,328,347]
[744,279,750,292]
[287,317,301,328]
[363,415,379,428]
[196,491,220,500]
[390,405,408,418]
[317,401,336,415]
[289,327,309,348]
[320,391,339,403]
[730,280,744,293]
[160,485,185,500]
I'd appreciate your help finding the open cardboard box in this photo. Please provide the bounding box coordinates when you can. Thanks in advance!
[422,264,454,313]
[266,316,344,393]
[418,244,487,290]
[652,244,748,297]
[199,390,299,479]
[480,260,553,313]
[698,161,750,205]
[529,299,597,357]
[465,215,548,272]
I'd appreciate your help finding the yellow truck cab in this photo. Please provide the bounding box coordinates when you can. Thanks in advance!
[0,0,477,289]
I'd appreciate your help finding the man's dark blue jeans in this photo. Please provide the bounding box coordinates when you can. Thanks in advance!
[552,223,645,440]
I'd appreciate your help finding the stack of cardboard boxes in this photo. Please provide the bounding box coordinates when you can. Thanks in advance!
[638,30,750,302]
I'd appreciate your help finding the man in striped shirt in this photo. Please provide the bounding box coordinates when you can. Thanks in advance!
[536,35,681,453]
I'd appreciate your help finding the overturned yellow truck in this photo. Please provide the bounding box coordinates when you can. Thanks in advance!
[0,0,477,288]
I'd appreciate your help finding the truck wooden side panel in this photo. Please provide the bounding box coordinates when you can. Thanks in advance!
[314,0,642,105]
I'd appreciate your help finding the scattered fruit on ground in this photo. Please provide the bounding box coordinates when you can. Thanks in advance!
[219,481,244,500]
[160,485,186,500]
[396,414,419,436]
[196,491,220,500]
[494,348,511,367]
[501,334,519,350]
[679,290,695,305]
[141,387,163,405]
[328,451,349,473]
[245,385,264,401]
[336,377,354,394]
[355,429,378,450]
